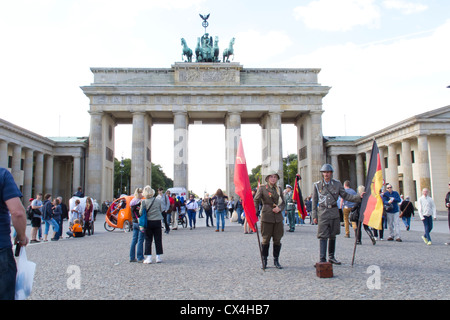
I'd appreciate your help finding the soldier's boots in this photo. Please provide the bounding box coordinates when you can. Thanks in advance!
[261,244,283,269]
[273,244,283,269]
[328,239,341,265]
[261,244,269,270]
[319,239,341,264]
[319,239,327,262]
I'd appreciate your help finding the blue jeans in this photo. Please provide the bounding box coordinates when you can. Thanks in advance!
[54,217,62,240]
[187,210,196,228]
[130,222,145,261]
[44,218,59,235]
[402,216,411,229]
[0,247,16,300]
[216,209,226,230]
[422,216,433,242]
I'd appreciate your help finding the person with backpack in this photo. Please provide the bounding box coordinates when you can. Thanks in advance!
[212,189,228,232]
[202,193,214,227]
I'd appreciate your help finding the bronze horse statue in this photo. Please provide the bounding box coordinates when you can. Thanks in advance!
[181,38,193,62]
[223,37,235,63]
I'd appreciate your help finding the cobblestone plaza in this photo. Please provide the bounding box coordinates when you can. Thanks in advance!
[22,212,449,301]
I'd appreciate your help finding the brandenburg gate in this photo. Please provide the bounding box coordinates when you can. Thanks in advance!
[81,18,330,203]
[81,62,329,202]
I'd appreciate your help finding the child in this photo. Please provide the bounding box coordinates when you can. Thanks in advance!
[67,219,84,238]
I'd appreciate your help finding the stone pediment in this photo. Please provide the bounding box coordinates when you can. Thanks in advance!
[418,106,450,120]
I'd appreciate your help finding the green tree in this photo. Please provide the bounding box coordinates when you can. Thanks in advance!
[113,158,173,197]
[248,154,298,189]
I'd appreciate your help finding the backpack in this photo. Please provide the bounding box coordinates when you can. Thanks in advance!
[202,199,212,211]
[26,206,33,220]
[215,196,226,211]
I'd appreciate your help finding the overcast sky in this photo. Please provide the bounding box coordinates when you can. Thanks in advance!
[1,0,449,194]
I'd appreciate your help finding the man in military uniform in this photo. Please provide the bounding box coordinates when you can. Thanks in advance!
[284,185,296,232]
[254,172,286,269]
[312,164,363,264]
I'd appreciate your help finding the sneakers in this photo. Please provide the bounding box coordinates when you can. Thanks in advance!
[421,236,428,244]
[143,255,162,264]
[143,256,152,264]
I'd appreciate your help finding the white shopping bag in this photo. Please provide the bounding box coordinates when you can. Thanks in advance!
[15,247,36,300]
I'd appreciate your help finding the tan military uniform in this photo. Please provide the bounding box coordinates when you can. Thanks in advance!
[254,184,286,245]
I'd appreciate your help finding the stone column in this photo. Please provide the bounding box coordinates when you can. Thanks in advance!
[261,112,283,184]
[34,152,44,194]
[144,114,152,187]
[417,135,431,192]
[225,112,241,197]
[378,146,386,184]
[23,149,34,204]
[446,135,450,181]
[387,143,399,191]
[131,112,145,192]
[330,154,339,181]
[73,155,81,194]
[310,111,324,185]
[401,140,415,202]
[44,155,53,195]
[87,112,103,202]
[0,140,7,169]
[11,144,22,186]
[173,111,188,190]
[365,150,371,172]
[356,153,364,187]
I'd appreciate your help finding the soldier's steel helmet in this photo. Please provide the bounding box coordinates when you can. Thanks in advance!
[319,164,334,172]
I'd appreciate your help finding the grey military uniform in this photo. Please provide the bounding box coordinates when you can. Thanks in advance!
[312,179,361,240]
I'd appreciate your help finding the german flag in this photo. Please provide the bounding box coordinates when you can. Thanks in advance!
[360,141,384,230]
[293,174,308,221]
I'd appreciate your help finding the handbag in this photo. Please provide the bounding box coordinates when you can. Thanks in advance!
[349,205,360,222]
[384,203,393,212]
[139,197,156,229]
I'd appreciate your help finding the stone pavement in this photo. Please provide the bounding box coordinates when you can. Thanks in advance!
[18,212,450,301]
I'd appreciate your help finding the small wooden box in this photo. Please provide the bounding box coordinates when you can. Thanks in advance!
[315,262,333,278]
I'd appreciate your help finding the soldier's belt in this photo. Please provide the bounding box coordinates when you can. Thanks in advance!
[320,204,338,209]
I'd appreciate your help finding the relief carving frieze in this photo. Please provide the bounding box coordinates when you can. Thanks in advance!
[91,93,320,106]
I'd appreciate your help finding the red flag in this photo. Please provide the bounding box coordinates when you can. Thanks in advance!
[234,138,258,232]
[360,141,384,230]
[293,174,307,220]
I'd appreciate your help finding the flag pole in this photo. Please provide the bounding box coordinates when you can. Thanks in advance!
[351,219,362,267]
[254,222,266,271]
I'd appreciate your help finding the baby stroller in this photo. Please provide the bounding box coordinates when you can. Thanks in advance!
[178,206,187,228]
